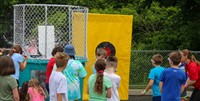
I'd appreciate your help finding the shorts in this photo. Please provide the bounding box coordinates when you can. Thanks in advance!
[152,96,161,101]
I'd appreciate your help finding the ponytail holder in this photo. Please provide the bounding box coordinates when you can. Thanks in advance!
[98,70,104,73]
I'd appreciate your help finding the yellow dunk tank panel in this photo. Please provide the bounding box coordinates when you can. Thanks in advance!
[73,13,133,100]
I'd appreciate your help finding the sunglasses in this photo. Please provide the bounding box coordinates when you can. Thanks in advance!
[167,58,174,64]
[151,59,155,63]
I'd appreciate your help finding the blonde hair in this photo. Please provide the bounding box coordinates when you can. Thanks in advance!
[55,52,69,68]
[29,79,45,96]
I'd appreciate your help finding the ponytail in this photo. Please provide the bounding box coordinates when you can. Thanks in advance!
[94,59,106,95]
[181,49,200,65]
[191,55,200,65]
[94,70,104,95]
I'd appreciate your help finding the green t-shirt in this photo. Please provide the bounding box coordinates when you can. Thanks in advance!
[0,76,18,101]
[88,74,112,101]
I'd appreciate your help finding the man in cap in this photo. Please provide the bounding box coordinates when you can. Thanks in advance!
[63,44,87,101]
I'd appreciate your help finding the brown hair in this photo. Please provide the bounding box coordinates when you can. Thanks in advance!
[152,54,163,65]
[0,56,15,76]
[106,56,118,67]
[51,46,63,56]
[95,48,107,58]
[169,51,181,65]
[54,52,69,68]
[94,59,106,95]
[19,81,29,101]
[181,49,200,65]
[9,44,23,56]
[29,78,45,96]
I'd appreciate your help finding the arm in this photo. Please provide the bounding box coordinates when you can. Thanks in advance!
[57,93,62,101]
[46,58,55,81]
[106,87,112,98]
[141,79,154,95]
[20,55,28,70]
[185,78,196,88]
[12,87,19,101]
[159,82,163,93]
[20,61,27,70]
[78,61,87,79]
[181,84,185,94]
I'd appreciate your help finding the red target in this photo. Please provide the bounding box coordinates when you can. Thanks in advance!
[96,42,116,57]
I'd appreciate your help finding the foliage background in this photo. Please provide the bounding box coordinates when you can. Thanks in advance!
[1,0,200,50]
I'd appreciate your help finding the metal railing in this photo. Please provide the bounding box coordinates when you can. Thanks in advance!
[129,50,200,89]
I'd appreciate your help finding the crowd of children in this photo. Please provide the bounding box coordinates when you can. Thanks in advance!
[0,44,121,101]
[1,43,200,101]
[142,50,200,101]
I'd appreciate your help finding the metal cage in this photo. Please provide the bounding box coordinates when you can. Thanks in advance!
[13,4,88,60]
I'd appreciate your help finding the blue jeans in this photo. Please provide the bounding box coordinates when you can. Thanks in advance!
[152,96,161,101]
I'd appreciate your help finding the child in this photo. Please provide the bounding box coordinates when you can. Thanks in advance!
[63,44,87,100]
[45,46,63,93]
[160,51,186,101]
[141,54,165,101]
[19,81,29,101]
[88,59,112,100]
[104,56,121,101]
[179,51,188,101]
[9,44,28,84]
[181,49,200,101]
[28,78,46,101]
[49,52,69,101]
[0,56,19,101]
[93,48,107,73]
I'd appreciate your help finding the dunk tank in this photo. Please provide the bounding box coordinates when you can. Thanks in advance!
[13,4,88,100]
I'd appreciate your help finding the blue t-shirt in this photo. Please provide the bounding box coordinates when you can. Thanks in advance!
[11,53,23,80]
[148,66,165,96]
[160,67,186,101]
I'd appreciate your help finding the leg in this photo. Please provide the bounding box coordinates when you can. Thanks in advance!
[45,83,49,93]
[192,89,200,101]
[190,89,197,101]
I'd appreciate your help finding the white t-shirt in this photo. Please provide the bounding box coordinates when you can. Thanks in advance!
[104,72,121,101]
[49,71,68,101]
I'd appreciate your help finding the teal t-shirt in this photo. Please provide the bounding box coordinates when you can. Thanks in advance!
[148,66,165,96]
[88,74,112,101]
[63,59,87,100]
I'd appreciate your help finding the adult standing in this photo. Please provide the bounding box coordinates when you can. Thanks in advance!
[181,49,200,101]
[63,44,87,101]
[26,39,39,55]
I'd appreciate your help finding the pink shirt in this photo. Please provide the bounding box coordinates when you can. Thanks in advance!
[27,46,38,55]
[28,87,45,101]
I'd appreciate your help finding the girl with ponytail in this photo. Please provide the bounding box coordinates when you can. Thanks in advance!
[88,59,112,101]
[181,49,200,101]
